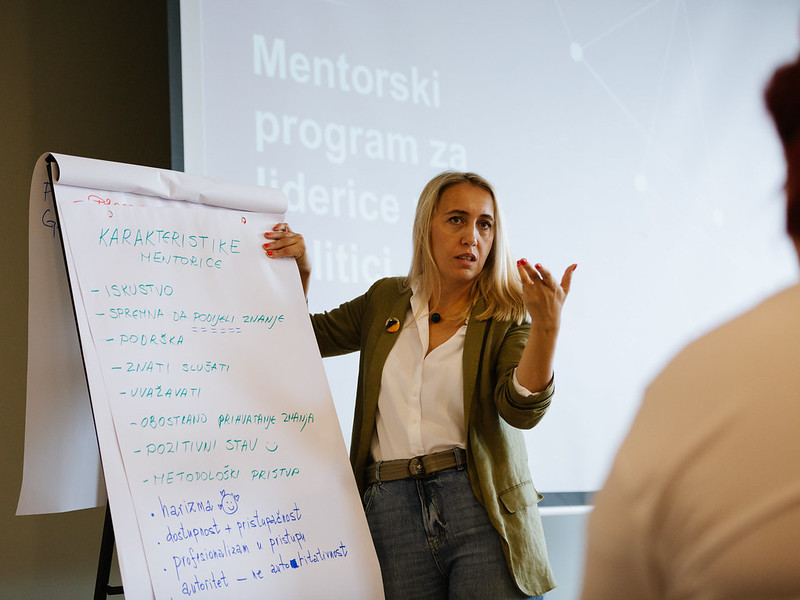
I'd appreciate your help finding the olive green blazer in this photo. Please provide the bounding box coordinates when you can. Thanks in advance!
[311,277,556,596]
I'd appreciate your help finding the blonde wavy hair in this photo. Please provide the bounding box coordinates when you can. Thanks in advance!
[405,171,527,324]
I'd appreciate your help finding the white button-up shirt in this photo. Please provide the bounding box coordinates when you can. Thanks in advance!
[370,286,531,462]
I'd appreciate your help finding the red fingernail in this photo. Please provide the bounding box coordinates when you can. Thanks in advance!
[267,251,273,256]
[263,243,270,249]
[517,259,527,266]
[535,263,543,269]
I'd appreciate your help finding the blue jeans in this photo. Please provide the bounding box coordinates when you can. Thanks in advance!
[362,467,543,600]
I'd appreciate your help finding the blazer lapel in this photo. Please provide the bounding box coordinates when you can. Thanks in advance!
[462,298,489,431]
[363,288,413,410]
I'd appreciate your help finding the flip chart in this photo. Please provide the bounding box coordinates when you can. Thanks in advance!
[19,153,384,599]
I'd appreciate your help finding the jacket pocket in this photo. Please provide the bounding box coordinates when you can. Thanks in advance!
[498,480,542,514]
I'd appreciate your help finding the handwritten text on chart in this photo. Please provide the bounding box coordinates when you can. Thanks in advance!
[151,493,351,596]
[49,190,379,598]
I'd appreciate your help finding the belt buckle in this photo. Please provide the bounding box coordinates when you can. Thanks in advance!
[407,455,428,479]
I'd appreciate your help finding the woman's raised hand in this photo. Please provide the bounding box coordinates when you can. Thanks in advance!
[516,259,577,333]
[512,259,576,392]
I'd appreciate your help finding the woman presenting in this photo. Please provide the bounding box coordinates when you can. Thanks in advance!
[263,171,576,599]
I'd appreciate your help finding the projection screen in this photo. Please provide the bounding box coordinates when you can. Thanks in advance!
[175,0,799,504]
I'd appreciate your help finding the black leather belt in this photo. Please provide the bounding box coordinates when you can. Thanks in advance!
[365,447,466,485]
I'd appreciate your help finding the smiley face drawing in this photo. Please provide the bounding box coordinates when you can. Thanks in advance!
[219,489,240,515]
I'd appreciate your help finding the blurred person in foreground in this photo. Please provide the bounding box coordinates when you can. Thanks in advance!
[580,52,800,600]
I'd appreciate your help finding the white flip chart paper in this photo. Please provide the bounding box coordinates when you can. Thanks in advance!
[20,153,384,599]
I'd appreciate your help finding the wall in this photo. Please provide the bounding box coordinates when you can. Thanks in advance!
[0,2,171,598]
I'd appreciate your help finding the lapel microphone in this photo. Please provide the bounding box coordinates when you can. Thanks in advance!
[430,312,441,323]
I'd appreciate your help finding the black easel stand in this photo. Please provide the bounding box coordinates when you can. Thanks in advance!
[94,504,124,599]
